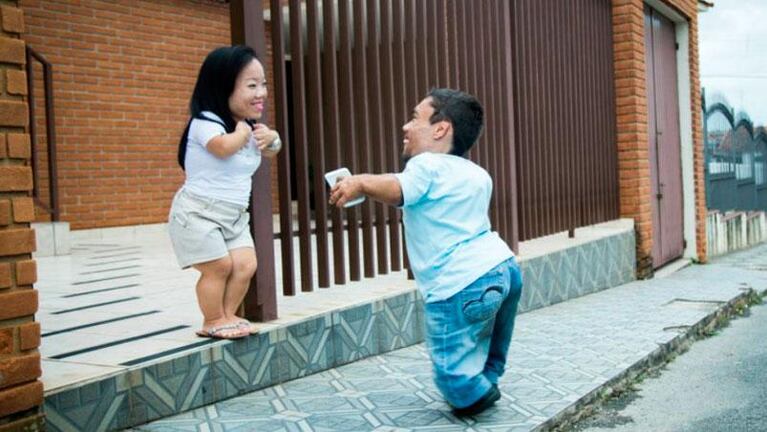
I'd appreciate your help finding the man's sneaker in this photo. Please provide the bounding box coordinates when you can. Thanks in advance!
[452,384,501,417]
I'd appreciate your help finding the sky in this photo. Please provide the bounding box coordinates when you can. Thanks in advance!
[699,0,767,126]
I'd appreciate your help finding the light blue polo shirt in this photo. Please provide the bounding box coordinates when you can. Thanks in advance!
[394,152,513,303]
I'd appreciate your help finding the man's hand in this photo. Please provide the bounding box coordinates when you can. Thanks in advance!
[329,176,364,208]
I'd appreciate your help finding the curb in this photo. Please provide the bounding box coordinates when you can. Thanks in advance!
[536,287,765,432]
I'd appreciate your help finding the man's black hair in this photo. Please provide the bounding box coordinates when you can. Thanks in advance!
[178,45,259,169]
[426,88,484,157]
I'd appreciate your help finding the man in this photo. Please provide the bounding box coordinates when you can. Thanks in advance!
[329,88,523,417]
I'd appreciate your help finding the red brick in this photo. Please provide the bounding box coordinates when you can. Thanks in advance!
[0,100,27,127]
[0,327,12,354]
[0,37,25,65]
[11,197,34,223]
[0,200,9,226]
[18,322,39,351]
[0,263,10,289]
[0,352,40,389]
[15,259,36,286]
[7,133,30,159]
[0,228,35,256]
[0,413,45,432]
[5,69,26,95]
[0,381,43,418]
[0,134,5,158]
[0,290,37,320]
[0,6,25,34]
[0,166,33,192]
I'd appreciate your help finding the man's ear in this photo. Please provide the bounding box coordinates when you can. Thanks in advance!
[433,121,452,140]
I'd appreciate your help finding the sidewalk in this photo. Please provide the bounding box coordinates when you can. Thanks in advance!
[133,245,767,431]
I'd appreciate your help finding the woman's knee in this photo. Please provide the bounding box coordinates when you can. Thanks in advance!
[231,251,257,279]
[196,256,233,279]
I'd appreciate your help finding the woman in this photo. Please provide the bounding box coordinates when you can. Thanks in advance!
[169,45,281,339]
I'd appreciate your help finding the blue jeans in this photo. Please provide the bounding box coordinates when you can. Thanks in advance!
[424,257,523,408]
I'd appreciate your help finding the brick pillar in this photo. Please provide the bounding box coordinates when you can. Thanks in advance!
[612,0,654,278]
[0,2,45,431]
[686,8,708,263]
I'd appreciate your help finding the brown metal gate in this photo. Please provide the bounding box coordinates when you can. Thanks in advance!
[268,0,519,295]
[644,5,684,268]
[510,0,619,241]
[235,0,621,320]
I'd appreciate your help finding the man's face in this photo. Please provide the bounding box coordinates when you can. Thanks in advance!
[401,97,437,163]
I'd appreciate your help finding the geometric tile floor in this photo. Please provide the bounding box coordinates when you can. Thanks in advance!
[39,220,635,396]
[136,245,767,431]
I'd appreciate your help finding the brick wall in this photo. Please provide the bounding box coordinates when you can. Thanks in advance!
[0,2,45,430]
[611,0,706,278]
[21,0,233,229]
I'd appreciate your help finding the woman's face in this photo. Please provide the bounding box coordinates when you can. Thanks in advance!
[229,58,267,122]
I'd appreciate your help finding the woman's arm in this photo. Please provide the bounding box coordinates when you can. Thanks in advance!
[205,121,251,158]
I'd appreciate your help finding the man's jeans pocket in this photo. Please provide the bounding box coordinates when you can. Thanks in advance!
[462,287,504,323]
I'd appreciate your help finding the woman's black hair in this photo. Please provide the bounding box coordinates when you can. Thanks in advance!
[177,45,259,169]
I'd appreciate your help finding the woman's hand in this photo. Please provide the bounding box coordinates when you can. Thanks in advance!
[253,124,282,157]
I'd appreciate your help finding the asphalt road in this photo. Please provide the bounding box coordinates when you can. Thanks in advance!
[572,299,767,432]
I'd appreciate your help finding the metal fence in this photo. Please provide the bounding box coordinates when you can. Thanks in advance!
[268,0,521,296]
[237,0,620,319]
[511,0,619,241]
[703,90,767,212]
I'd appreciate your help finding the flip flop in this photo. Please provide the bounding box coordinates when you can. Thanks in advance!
[235,319,254,333]
[196,324,247,339]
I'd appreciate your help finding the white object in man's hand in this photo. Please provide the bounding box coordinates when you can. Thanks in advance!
[325,167,365,208]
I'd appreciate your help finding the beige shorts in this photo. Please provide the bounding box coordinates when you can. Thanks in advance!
[168,188,254,269]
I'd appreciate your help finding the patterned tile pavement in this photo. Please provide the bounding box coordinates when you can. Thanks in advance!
[42,221,636,432]
[136,245,767,432]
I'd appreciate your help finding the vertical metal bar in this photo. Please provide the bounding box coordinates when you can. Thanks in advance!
[541,0,552,235]
[475,1,495,230]
[575,0,586,232]
[269,0,296,296]
[231,0,277,321]
[405,0,418,107]
[457,0,469,101]
[43,59,59,222]
[512,0,526,240]
[564,1,576,235]
[323,0,347,285]
[588,0,599,225]
[306,0,330,288]
[466,0,480,163]
[26,48,40,205]
[502,0,520,251]
[531,0,540,238]
[606,3,619,220]
[587,0,598,221]
[338,0,361,281]
[447,0,458,88]
[487,0,506,241]
[552,2,564,233]
[367,0,388,275]
[288,0,314,292]
[381,0,402,271]
[417,0,429,94]
[353,0,376,278]
[427,0,439,87]
[436,0,449,87]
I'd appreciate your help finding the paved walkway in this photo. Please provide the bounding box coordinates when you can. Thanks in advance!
[132,245,767,432]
